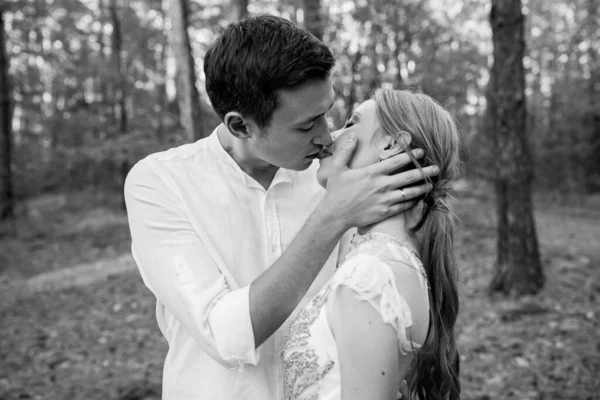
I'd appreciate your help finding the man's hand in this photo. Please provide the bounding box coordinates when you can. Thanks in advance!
[318,133,439,230]
[398,380,409,399]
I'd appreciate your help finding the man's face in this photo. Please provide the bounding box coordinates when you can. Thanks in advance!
[247,77,335,171]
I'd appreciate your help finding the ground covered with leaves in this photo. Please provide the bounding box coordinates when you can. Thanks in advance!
[1,188,599,400]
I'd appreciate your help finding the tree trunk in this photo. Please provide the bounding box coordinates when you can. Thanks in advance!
[98,0,112,128]
[0,7,14,223]
[155,29,168,142]
[233,0,249,20]
[109,0,129,209]
[368,10,382,94]
[110,0,127,135]
[169,0,204,142]
[587,0,600,190]
[393,37,403,89]
[302,0,323,41]
[488,0,544,296]
[346,48,361,117]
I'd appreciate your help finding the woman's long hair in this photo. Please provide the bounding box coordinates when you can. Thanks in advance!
[373,89,461,400]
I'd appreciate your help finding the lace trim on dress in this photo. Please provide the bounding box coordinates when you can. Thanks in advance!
[282,286,335,400]
[348,232,429,289]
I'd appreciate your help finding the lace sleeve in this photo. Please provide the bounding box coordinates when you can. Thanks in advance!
[330,254,421,354]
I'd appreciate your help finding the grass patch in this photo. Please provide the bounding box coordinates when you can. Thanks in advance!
[1,187,599,399]
[0,191,131,279]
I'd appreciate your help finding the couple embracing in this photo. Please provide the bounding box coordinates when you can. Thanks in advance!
[125,14,460,400]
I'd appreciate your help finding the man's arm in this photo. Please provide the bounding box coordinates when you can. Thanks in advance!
[125,161,262,369]
[249,204,346,346]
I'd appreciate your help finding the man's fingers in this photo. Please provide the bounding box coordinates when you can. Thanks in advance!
[385,165,439,189]
[372,148,425,174]
[384,200,416,218]
[398,380,409,399]
[329,133,358,169]
[389,183,432,203]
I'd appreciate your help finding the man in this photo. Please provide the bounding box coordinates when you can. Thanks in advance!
[124,15,437,400]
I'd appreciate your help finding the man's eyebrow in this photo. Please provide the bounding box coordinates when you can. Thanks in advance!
[297,100,335,125]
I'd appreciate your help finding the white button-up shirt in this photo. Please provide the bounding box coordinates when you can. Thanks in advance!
[124,126,337,400]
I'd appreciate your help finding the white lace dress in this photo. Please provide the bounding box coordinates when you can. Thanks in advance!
[281,232,429,400]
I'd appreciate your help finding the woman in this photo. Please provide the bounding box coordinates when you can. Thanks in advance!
[281,89,461,400]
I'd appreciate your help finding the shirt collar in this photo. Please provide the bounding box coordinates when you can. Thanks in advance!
[207,125,299,189]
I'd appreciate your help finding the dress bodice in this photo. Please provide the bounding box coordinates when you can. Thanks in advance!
[281,232,429,400]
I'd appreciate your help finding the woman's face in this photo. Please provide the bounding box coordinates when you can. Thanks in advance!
[317,99,383,187]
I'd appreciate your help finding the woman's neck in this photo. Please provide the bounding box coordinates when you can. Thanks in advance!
[356,206,420,249]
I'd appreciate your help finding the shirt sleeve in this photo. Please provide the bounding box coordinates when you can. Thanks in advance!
[124,159,259,370]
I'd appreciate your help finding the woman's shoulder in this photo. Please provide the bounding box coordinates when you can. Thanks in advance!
[330,250,424,354]
[338,232,428,289]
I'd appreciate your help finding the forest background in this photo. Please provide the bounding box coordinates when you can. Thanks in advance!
[0,0,598,399]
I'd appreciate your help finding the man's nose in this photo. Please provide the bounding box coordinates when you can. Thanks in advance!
[314,128,333,147]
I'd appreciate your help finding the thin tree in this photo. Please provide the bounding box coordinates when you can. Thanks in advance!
[233,0,249,20]
[302,0,323,40]
[98,0,114,127]
[168,0,204,141]
[109,0,130,209]
[488,0,544,295]
[587,0,600,187]
[109,0,127,135]
[346,47,361,117]
[0,6,14,224]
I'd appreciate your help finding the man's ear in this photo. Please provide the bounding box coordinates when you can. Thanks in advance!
[224,112,254,139]
[379,131,412,160]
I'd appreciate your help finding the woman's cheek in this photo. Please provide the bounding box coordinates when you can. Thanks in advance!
[316,164,328,188]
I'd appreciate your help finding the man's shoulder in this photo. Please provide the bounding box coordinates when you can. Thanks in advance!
[126,135,219,187]
[142,136,214,165]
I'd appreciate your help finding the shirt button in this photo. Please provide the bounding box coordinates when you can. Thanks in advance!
[271,245,277,252]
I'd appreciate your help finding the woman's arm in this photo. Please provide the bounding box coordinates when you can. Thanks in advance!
[331,285,401,400]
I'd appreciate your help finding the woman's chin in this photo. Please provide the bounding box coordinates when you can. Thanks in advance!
[316,167,328,188]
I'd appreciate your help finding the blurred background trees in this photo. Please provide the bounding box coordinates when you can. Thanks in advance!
[2,3,599,397]
[1,0,597,201]
[0,0,598,285]
[0,5,13,223]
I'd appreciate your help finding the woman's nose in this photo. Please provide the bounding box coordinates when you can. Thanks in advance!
[330,129,343,141]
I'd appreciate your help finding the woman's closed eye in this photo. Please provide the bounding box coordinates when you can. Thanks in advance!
[344,112,360,128]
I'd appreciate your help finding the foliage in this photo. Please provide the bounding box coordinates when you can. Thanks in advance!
[1,0,598,199]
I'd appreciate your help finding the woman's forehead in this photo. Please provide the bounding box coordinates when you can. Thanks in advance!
[353,100,377,120]
[354,100,378,127]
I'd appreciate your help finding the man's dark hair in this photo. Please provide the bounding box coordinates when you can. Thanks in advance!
[204,15,335,128]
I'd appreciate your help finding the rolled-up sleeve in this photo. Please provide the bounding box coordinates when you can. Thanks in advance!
[124,160,259,370]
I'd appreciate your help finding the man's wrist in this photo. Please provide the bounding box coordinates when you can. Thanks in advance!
[311,202,349,238]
